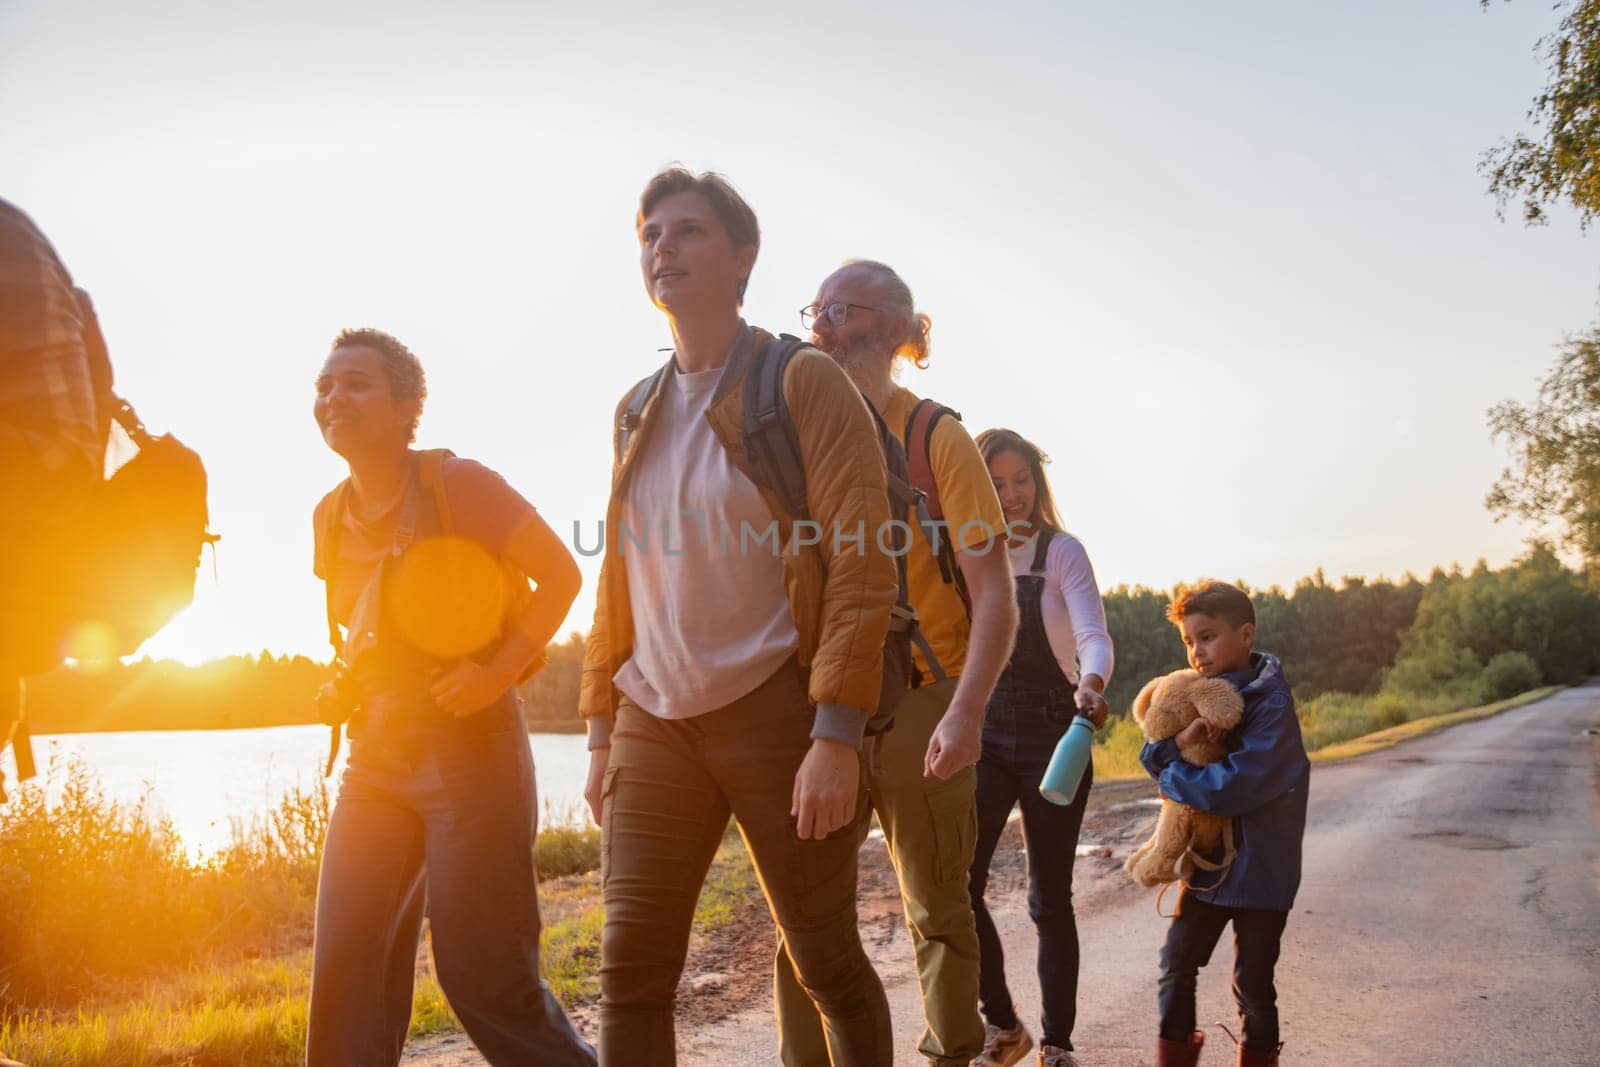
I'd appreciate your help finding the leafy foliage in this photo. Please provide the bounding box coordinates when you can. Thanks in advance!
[1386,542,1600,693]
[1487,328,1600,565]
[1482,0,1600,227]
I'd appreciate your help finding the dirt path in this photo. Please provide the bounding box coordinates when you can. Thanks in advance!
[408,684,1600,1064]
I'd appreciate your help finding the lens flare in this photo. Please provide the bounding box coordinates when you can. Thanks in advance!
[387,535,507,659]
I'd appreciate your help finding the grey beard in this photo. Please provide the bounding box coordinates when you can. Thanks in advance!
[827,337,894,379]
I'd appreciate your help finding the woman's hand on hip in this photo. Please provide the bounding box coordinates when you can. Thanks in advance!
[585,746,610,828]
[792,738,859,840]
[430,660,510,718]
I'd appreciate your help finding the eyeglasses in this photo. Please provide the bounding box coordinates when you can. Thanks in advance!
[799,301,882,330]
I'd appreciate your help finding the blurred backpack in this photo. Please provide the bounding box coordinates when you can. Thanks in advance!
[16,288,215,677]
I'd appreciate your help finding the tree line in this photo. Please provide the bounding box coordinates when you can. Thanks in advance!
[25,544,1596,735]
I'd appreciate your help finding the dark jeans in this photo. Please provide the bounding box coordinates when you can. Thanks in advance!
[1158,888,1288,1050]
[968,686,1091,1051]
[307,694,596,1067]
[599,656,891,1066]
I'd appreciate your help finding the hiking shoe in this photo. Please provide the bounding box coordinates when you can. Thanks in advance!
[973,1021,1033,1067]
[1038,1046,1081,1067]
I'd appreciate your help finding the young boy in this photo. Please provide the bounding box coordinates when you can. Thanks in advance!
[1140,581,1310,1067]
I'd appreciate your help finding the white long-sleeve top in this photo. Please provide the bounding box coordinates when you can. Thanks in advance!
[1008,530,1114,686]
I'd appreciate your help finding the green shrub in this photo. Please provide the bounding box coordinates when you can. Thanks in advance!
[0,762,600,1014]
[1091,716,1148,779]
[1481,650,1542,701]
[533,822,601,879]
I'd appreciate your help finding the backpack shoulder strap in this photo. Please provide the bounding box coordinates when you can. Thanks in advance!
[904,398,962,519]
[415,448,456,537]
[742,333,810,518]
[316,480,352,654]
[904,397,971,614]
[616,360,673,465]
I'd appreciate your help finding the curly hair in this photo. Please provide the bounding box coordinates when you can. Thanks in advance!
[329,327,427,442]
[1167,580,1256,630]
[975,427,1064,532]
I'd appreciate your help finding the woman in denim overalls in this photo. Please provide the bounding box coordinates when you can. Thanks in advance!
[968,429,1114,1067]
[305,328,595,1067]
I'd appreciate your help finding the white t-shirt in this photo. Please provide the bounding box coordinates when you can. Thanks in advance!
[1008,530,1114,686]
[612,359,799,719]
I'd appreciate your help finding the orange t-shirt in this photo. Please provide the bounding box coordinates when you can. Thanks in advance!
[880,387,1006,679]
[312,455,537,630]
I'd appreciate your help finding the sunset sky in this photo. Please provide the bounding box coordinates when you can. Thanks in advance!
[3,0,1595,665]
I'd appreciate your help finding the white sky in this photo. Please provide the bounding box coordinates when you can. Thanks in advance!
[2,0,1594,663]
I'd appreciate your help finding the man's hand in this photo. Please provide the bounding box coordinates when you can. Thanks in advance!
[430,660,511,718]
[792,738,860,840]
[1074,686,1110,729]
[1176,717,1227,749]
[585,746,610,828]
[924,701,983,779]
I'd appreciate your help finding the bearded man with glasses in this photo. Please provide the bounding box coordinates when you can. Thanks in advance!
[776,260,1020,1067]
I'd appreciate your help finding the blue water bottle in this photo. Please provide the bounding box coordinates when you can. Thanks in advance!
[1039,715,1096,805]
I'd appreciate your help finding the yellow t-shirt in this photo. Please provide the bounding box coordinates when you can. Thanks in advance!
[881,386,1006,679]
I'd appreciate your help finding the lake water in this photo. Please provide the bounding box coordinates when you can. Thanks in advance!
[1,725,592,860]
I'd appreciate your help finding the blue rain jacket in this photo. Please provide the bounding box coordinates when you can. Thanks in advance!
[1139,652,1310,910]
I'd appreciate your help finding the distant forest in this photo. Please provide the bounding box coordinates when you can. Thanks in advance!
[24,638,591,735]
[23,545,1600,734]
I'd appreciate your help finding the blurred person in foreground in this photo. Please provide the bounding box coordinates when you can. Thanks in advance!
[0,192,102,1067]
[0,198,106,803]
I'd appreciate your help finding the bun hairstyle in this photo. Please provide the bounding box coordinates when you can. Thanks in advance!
[975,427,1064,533]
[838,258,932,369]
[329,327,427,443]
[638,166,761,303]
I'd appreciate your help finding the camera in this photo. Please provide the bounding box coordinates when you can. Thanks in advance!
[316,662,362,726]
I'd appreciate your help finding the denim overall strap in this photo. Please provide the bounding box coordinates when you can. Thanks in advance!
[996,530,1074,697]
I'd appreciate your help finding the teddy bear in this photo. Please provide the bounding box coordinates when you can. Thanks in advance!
[1123,668,1245,888]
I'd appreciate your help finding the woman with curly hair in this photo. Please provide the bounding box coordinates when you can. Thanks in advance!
[306,328,594,1066]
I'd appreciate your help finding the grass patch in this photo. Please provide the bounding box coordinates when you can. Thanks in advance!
[0,952,469,1066]
[1090,715,1148,781]
[534,821,758,1007]
[693,824,760,930]
[534,818,602,880]
[1308,685,1561,763]
[0,758,611,1064]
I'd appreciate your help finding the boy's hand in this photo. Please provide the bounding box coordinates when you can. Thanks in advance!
[1176,717,1227,748]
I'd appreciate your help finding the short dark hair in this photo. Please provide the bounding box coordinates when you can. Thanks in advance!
[1167,580,1255,630]
[637,166,760,301]
[329,327,426,442]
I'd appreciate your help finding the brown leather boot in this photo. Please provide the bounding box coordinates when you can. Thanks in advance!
[1236,1041,1283,1066]
[1157,1030,1204,1066]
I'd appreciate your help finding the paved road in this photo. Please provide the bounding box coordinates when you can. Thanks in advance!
[682,684,1600,1065]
